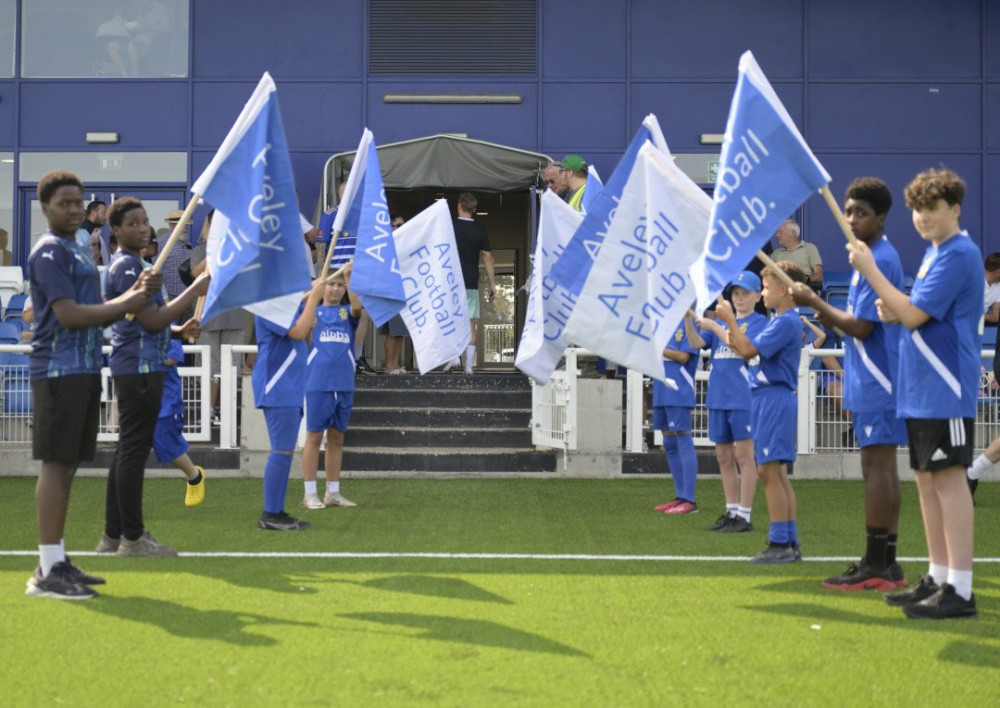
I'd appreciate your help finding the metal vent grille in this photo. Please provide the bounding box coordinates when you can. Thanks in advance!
[370,0,536,75]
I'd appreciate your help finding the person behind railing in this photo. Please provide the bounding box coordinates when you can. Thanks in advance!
[684,270,767,533]
[650,322,701,516]
[981,252,1000,395]
[381,214,411,375]
[717,261,807,564]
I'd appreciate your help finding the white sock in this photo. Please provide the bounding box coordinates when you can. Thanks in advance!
[354,341,364,359]
[968,454,993,480]
[326,480,340,494]
[929,563,949,585]
[947,569,973,600]
[737,506,751,522]
[465,345,475,371]
[726,503,738,516]
[39,543,64,577]
[304,480,317,496]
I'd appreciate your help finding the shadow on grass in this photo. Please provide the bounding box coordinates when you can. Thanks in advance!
[346,575,514,604]
[340,612,589,658]
[83,595,317,646]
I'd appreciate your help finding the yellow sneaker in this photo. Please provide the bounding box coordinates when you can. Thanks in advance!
[185,467,206,508]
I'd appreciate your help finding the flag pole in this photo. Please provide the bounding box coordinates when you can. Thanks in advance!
[319,229,341,278]
[755,249,796,289]
[819,185,858,245]
[126,194,201,320]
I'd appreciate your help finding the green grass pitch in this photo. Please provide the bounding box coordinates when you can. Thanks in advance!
[0,476,996,706]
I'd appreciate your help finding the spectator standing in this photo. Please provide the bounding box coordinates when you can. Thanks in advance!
[543,164,569,201]
[560,155,589,212]
[448,193,496,375]
[772,219,823,287]
[383,214,411,374]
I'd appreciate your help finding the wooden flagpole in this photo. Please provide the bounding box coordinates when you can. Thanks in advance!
[819,185,858,245]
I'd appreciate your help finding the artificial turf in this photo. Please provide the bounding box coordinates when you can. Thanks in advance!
[0,476,996,706]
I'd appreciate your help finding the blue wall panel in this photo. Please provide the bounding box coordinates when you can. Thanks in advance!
[631,0,803,79]
[990,3,1000,78]
[541,0,625,78]
[192,81,363,151]
[987,156,1000,254]
[193,0,363,79]
[541,83,626,151]
[988,84,1000,150]
[805,153,983,274]
[808,1,981,79]
[366,82,537,146]
[19,82,188,148]
[808,84,981,151]
[0,82,13,147]
[631,82,803,151]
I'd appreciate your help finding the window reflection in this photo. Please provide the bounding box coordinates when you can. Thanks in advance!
[0,4,13,78]
[0,155,12,266]
[21,0,188,78]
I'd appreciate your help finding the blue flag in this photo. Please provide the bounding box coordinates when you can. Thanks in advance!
[548,115,668,299]
[691,51,831,313]
[580,164,603,215]
[192,73,312,328]
[337,130,405,327]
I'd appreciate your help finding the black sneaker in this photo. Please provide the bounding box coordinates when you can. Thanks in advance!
[718,516,753,533]
[25,562,98,600]
[967,476,978,504]
[822,559,898,591]
[65,556,106,585]
[355,357,376,375]
[887,562,907,587]
[706,513,733,531]
[902,583,977,620]
[884,575,939,607]
[258,511,311,531]
[750,544,799,564]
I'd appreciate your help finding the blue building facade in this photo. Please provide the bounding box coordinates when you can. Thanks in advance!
[1,0,998,277]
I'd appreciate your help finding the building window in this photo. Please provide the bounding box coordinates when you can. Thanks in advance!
[370,0,536,75]
[0,3,13,77]
[21,0,189,79]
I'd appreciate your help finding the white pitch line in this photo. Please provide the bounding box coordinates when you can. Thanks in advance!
[0,550,999,563]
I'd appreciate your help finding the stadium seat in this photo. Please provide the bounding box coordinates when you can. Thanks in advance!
[3,293,27,321]
[825,292,848,313]
[0,322,20,344]
[0,354,32,416]
[822,270,852,292]
[982,327,997,353]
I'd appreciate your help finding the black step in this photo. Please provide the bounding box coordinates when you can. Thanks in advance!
[347,426,531,448]
[342,447,556,473]
[355,372,531,392]
[350,407,530,428]
[355,388,531,409]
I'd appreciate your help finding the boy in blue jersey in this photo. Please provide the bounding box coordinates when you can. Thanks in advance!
[151,337,206,508]
[792,177,909,591]
[26,171,156,600]
[684,271,767,532]
[97,197,207,558]
[717,261,807,563]
[848,167,981,619]
[253,276,326,530]
[652,322,701,515]
[301,266,363,509]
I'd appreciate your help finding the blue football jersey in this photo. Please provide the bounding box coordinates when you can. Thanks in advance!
[749,308,802,391]
[702,312,768,411]
[106,252,169,376]
[653,323,699,408]
[252,306,308,409]
[306,304,359,393]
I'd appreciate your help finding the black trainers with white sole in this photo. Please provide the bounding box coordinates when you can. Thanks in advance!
[25,562,98,600]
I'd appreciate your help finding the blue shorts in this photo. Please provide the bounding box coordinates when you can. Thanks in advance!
[263,406,302,451]
[152,414,188,463]
[751,387,796,464]
[852,409,907,448]
[306,390,354,433]
[652,406,692,433]
[708,408,752,443]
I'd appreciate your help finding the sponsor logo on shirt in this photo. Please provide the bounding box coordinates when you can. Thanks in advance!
[318,328,350,344]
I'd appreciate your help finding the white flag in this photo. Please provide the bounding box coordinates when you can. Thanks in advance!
[562,141,712,382]
[393,200,470,373]
[515,191,583,383]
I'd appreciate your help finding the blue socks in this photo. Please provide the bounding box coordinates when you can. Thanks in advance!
[263,451,293,514]
[663,434,697,502]
[768,520,799,546]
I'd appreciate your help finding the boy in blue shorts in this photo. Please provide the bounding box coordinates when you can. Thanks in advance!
[793,177,908,591]
[152,337,206,507]
[717,261,806,563]
[848,167,980,619]
[684,270,767,532]
[652,322,701,515]
[253,276,326,530]
[26,171,155,600]
[301,266,362,509]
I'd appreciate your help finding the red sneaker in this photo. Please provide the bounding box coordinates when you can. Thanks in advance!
[654,499,681,512]
[663,501,699,515]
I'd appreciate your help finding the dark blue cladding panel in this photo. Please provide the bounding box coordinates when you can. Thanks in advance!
[367,83,537,147]
[542,0,625,78]
[631,0,803,79]
[809,0,980,79]
[19,82,188,148]
[808,84,981,151]
[193,82,363,151]
[193,0,363,79]
[990,2,1000,78]
[0,82,13,146]
[987,156,1000,253]
[632,82,803,151]
[804,153,983,274]
[987,84,1000,150]
[541,83,626,150]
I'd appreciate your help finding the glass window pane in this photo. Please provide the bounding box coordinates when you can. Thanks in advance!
[0,154,12,265]
[19,152,187,184]
[21,0,189,79]
[0,4,14,78]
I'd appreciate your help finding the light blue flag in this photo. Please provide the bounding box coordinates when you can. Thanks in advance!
[338,130,405,327]
[579,164,603,215]
[691,50,831,313]
[192,73,312,328]
[548,115,668,299]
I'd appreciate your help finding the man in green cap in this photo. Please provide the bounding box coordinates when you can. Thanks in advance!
[560,154,588,212]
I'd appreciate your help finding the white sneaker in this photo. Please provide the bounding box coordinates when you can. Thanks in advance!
[301,493,326,510]
[442,358,460,372]
[323,492,357,508]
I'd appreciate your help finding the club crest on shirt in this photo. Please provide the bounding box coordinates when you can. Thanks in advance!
[319,328,350,344]
[851,271,860,287]
[339,306,348,320]
[917,255,935,279]
[674,328,683,343]
[739,322,748,333]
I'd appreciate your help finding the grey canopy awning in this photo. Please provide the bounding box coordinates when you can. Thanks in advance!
[322,134,553,209]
